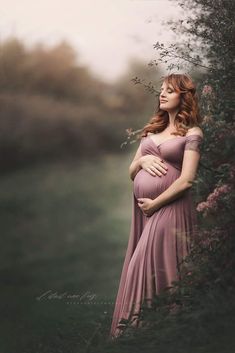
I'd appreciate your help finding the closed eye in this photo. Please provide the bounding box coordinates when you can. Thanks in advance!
[160,89,173,93]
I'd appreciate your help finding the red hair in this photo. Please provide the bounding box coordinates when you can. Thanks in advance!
[139,73,203,139]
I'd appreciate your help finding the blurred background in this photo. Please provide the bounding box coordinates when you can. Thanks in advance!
[1,0,234,352]
[0,1,179,351]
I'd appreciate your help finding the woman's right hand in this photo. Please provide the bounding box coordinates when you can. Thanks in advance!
[140,155,168,177]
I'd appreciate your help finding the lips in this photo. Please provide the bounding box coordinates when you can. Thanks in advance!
[160,100,168,103]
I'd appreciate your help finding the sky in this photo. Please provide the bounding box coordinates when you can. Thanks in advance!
[0,0,184,83]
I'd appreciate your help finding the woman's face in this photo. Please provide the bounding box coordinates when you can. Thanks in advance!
[159,81,181,111]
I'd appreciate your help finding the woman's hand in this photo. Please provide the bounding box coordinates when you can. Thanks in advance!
[137,198,157,217]
[140,155,168,177]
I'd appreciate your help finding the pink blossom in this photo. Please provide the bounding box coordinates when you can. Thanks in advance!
[202,84,213,95]
[196,184,231,216]
[196,201,211,212]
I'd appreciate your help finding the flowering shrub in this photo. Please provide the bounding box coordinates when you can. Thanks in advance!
[196,183,232,216]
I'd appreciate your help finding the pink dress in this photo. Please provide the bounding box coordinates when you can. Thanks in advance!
[109,133,203,339]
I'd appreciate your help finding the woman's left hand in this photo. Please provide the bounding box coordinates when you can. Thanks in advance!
[137,198,157,217]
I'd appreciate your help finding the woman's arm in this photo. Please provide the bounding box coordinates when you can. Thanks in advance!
[152,129,203,210]
[152,176,191,210]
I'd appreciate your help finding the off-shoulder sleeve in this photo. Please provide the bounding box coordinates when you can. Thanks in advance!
[140,135,147,144]
[184,134,203,153]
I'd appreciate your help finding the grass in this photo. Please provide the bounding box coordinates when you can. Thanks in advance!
[0,150,135,353]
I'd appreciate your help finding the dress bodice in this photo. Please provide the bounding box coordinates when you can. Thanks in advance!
[140,134,203,171]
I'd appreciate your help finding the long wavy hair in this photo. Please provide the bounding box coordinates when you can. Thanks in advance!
[139,73,203,139]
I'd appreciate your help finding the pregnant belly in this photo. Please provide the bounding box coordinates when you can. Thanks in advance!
[133,167,179,199]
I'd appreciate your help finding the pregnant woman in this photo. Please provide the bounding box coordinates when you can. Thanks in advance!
[109,73,204,339]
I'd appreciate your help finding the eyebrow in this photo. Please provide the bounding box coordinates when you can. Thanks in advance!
[160,86,174,90]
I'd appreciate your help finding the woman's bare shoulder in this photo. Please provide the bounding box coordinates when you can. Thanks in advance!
[186,126,204,138]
